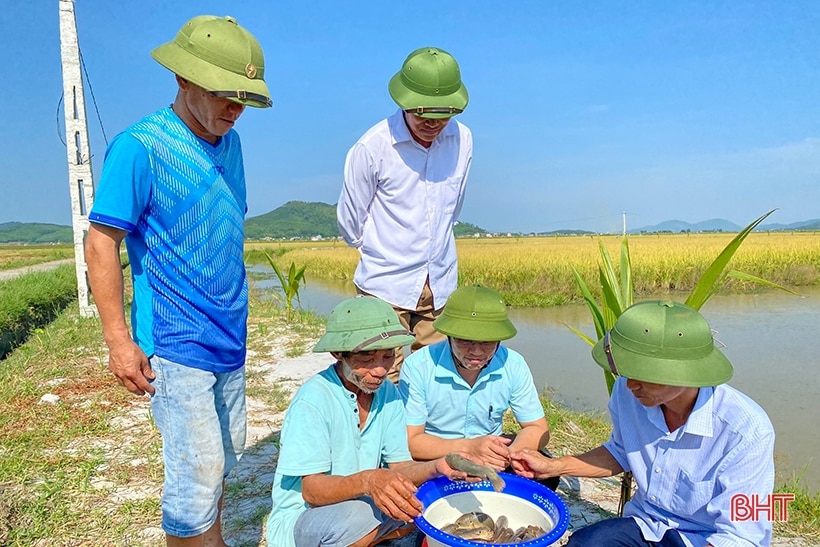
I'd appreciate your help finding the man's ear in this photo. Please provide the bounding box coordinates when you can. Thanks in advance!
[330,351,343,360]
[175,74,190,90]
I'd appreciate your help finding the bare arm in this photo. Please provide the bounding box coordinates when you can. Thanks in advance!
[407,424,513,471]
[507,417,550,454]
[85,223,154,395]
[302,457,468,522]
[510,445,624,480]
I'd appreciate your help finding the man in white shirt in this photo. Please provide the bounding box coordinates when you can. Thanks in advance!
[337,46,473,384]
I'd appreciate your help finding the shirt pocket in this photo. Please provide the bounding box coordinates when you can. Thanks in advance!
[670,469,714,515]
[439,175,464,215]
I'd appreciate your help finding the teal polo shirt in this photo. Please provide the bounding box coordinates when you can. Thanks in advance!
[266,364,412,547]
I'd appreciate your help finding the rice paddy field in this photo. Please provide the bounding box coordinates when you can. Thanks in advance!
[0,244,73,271]
[246,231,820,306]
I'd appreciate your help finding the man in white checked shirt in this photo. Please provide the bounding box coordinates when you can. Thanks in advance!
[510,300,775,547]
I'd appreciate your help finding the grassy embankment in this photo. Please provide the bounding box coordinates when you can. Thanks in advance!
[0,238,818,543]
[247,231,820,306]
[0,244,73,271]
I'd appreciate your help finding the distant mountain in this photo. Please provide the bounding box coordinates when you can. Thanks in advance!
[631,219,742,234]
[759,219,820,231]
[2,212,817,244]
[245,201,491,239]
[244,201,338,239]
[454,221,487,237]
[0,222,73,244]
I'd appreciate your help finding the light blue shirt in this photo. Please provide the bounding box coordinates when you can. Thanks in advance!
[399,340,545,438]
[604,377,775,547]
[338,109,473,310]
[266,364,412,547]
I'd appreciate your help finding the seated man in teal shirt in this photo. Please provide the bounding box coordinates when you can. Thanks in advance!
[399,285,558,490]
[266,296,473,547]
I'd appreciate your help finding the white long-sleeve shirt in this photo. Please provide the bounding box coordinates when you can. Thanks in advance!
[338,109,473,310]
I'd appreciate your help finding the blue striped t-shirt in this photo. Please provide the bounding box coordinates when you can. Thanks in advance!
[89,107,248,372]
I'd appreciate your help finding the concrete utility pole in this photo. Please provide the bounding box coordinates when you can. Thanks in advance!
[58,0,97,317]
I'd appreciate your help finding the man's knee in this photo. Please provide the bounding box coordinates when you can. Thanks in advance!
[566,518,645,546]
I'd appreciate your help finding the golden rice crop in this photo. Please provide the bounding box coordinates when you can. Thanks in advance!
[246,232,820,307]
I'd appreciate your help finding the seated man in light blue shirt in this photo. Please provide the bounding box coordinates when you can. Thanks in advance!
[510,300,775,547]
[266,296,474,547]
[399,285,558,490]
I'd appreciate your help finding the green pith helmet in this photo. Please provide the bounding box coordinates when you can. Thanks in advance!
[151,15,272,108]
[433,285,516,342]
[388,47,469,119]
[592,300,734,387]
[313,296,415,353]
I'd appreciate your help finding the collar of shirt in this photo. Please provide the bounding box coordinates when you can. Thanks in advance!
[680,386,714,438]
[431,342,505,389]
[645,386,715,438]
[388,108,459,148]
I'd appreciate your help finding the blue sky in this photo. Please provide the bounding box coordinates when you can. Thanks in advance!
[2,1,819,233]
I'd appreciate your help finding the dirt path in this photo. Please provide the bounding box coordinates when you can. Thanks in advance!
[0,258,74,281]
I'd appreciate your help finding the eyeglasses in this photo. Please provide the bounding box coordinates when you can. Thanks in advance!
[208,89,272,107]
[405,106,463,117]
[451,338,499,350]
[603,330,619,376]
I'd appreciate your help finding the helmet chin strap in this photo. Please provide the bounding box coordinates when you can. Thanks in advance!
[338,357,377,395]
[451,352,489,371]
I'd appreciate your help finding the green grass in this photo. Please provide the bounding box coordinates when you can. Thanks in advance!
[0,265,78,358]
[0,276,323,545]
[775,473,820,539]
[0,243,73,270]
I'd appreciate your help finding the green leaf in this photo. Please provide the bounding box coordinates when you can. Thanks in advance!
[619,237,633,309]
[264,252,288,289]
[599,266,622,326]
[571,267,606,339]
[726,271,802,295]
[685,209,776,310]
[565,323,597,347]
[604,370,616,395]
[263,253,308,320]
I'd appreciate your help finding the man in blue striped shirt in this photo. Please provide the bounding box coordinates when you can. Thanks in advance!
[85,15,271,547]
[511,300,774,547]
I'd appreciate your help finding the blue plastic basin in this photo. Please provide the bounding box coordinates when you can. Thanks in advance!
[414,472,570,546]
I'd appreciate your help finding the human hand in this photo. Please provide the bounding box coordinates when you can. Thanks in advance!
[469,435,512,471]
[107,339,154,396]
[436,452,484,483]
[508,448,561,480]
[366,468,424,522]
